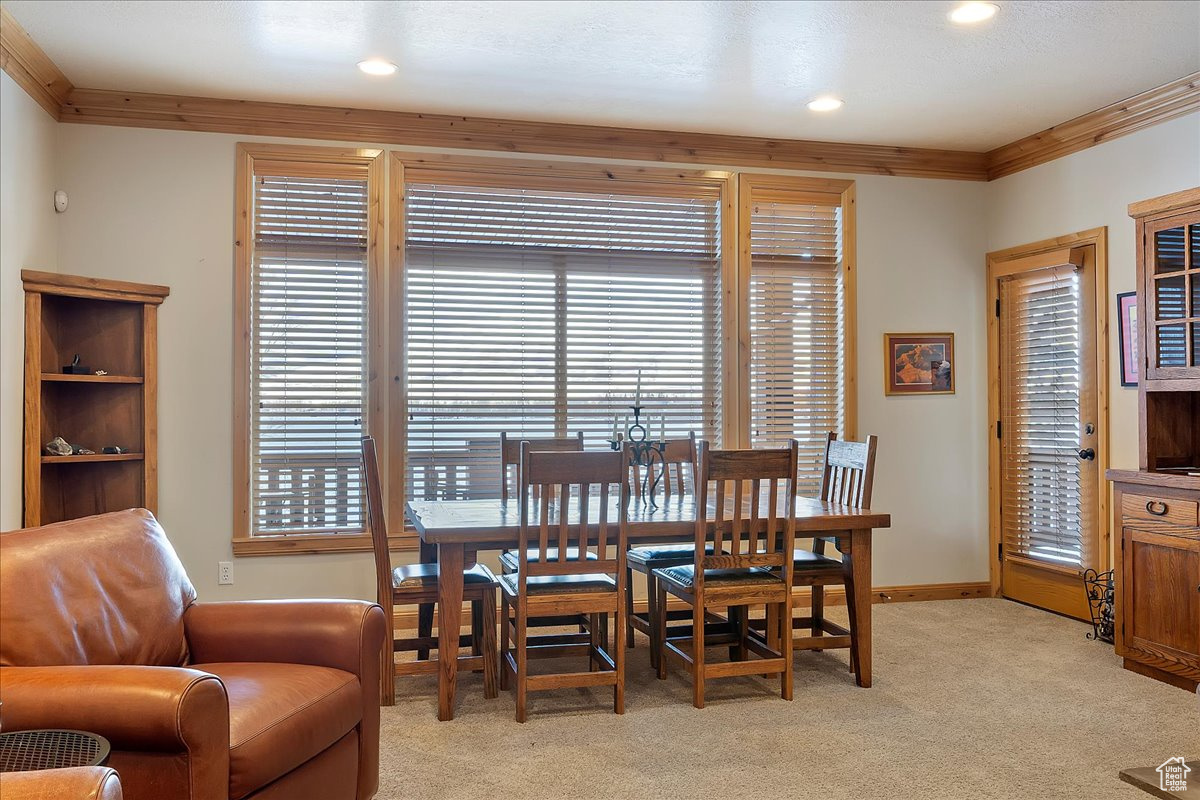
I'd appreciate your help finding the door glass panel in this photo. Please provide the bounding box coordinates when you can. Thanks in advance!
[1191,273,1200,317]
[1190,224,1199,266]
[1157,323,1187,367]
[1156,275,1187,318]
[1155,227,1186,273]
[1192,323,1200,367]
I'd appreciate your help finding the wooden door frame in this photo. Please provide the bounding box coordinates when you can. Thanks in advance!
[986,227,1110,599]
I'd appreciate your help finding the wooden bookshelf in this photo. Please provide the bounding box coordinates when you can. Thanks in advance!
[22,270,169,527]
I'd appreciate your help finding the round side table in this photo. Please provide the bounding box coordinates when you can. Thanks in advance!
[0,729,111,772]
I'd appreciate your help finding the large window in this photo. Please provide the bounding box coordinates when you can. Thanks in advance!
[741,176,853,495]
[402,170,725,501]
[233,145,382,551]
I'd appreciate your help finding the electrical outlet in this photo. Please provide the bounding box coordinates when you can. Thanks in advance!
[218,561,234,585]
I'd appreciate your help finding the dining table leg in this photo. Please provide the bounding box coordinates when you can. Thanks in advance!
[849,529,872,688]
[436,541,465,721]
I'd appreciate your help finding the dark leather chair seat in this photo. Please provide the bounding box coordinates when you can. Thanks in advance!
[392,562,497,589]
[792,549,841,570]
[626,543,718,567]
[499,572,616,596]
[499,547,597,572]
[654,564,781,589]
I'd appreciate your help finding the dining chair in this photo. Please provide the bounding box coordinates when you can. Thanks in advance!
[497,432,588,573]
[500,443,629,722]
[652,440,799,709]
[622,433,707,667]
[362,435,499,707]
[778,432,877,684]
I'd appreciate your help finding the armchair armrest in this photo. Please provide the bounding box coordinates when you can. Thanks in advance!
[0,767,122,800]
[184,599,385,678]
[0,665,227,753]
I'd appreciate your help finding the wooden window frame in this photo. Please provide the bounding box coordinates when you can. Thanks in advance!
[735,174,858,447]
[389,152,736,537]
[232,143,385,556]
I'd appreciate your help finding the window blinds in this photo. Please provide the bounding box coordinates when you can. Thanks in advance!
[404,180,722,502]
[999,264,1087,567]
[747,193,845,495]
[250,173,369,535]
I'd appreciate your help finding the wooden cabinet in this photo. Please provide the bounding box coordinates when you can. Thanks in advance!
[1107,186,1200,692]
[22,270,169,527]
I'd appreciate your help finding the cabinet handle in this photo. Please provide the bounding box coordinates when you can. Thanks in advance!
[1145,500,1168,516]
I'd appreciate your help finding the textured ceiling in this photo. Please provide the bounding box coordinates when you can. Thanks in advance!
[5,0,1199,150]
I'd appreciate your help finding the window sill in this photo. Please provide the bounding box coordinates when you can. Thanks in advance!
[232,530,419,557]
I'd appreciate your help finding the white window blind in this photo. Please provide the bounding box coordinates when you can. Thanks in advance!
[404,179,722,501]
[250,172,369,535]
[999,264,1088,567]
[747,193,845,495]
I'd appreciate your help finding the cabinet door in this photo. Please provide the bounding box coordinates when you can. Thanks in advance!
[1143,211,1200,380]
[1122,527,1200,671]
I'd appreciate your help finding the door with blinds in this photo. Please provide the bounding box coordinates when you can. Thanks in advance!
[994,244,1101,619]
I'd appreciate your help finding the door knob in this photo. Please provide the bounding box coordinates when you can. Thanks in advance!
[1077,448,1095,461]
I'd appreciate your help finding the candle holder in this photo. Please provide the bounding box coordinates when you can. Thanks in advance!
[609,405,667,507]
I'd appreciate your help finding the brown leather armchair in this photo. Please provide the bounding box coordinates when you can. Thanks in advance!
[0,767,123,800]
[0,509,386,800]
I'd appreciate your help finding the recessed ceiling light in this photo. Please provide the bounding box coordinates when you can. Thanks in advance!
[357,59,398,76]
[949,2,999,24]
[806,96,844,112]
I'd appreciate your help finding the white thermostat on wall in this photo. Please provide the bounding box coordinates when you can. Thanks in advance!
[53,190,68,213]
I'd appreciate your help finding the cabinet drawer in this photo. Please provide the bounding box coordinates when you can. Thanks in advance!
[1122,493,1199,527]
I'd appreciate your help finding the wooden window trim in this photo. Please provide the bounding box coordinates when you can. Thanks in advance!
[735,174,858,447]
[388,152,736,537]
[232,143,389,556]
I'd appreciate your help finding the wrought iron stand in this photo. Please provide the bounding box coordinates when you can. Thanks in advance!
[609,404,666,507]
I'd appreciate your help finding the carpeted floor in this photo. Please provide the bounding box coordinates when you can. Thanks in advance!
[378,599,1198,799]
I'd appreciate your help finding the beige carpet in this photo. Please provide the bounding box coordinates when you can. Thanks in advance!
[379,599,1198,799]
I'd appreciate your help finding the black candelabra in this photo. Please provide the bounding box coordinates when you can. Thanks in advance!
[608,405,667,507]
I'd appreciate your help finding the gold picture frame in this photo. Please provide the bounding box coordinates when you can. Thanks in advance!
[884,332,955,396]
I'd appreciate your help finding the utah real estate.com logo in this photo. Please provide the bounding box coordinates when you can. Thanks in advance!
[1158,757,1191,793]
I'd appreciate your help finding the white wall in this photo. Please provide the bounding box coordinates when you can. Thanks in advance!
[0,72,59,531]
[43,122,991,599]
[987,112,1200,474]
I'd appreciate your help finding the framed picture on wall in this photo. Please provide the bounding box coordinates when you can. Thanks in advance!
[884,332,955,395]
[1117,291,1138,387]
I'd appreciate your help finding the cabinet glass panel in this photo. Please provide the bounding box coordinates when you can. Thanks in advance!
[1157,323,1187,367]
[1193,322,1200,367]
[1191,272,1200,316]
[1190,224,1199,266]
[1155,274,1187,318]
[1156,227,1186,273]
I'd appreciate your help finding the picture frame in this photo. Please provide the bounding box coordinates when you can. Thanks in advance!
[884,332,955,396]
[1116,291,1138,387]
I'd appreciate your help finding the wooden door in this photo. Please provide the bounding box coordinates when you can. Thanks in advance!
[1121,527,1200,672]
[993,245,1103,619]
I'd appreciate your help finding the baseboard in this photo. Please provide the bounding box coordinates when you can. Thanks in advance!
[391,580,992,630]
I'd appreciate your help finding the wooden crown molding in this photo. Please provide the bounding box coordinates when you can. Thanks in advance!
[986,72,1200,180]
[0,6,72,119]
[59,87,990,181]
[0,8,1195,181]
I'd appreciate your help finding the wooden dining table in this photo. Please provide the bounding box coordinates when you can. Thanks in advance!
[406,495,891,720]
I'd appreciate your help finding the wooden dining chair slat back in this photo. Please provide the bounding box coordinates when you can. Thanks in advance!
[499,432,585,502]
[652,440,799,709]
[501,443,630,721]
[362,435,499,708]
[623,434,699,657]
[819,432,878,507]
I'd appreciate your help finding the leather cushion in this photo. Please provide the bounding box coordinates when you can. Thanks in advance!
[499,548,597,572]
[627,543,718,566]
[0,508,196,667]
[0,767,123,800]
[499,572,617,596]
[392,562,497,589]
[793,549,842,569]
[191,662,361,800]
[654,564,782,588]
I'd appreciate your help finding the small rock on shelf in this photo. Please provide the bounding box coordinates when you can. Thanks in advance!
[44,436,73,456]
[102,445,126,455]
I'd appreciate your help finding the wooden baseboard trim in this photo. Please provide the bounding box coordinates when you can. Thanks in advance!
[391,580,992,630]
